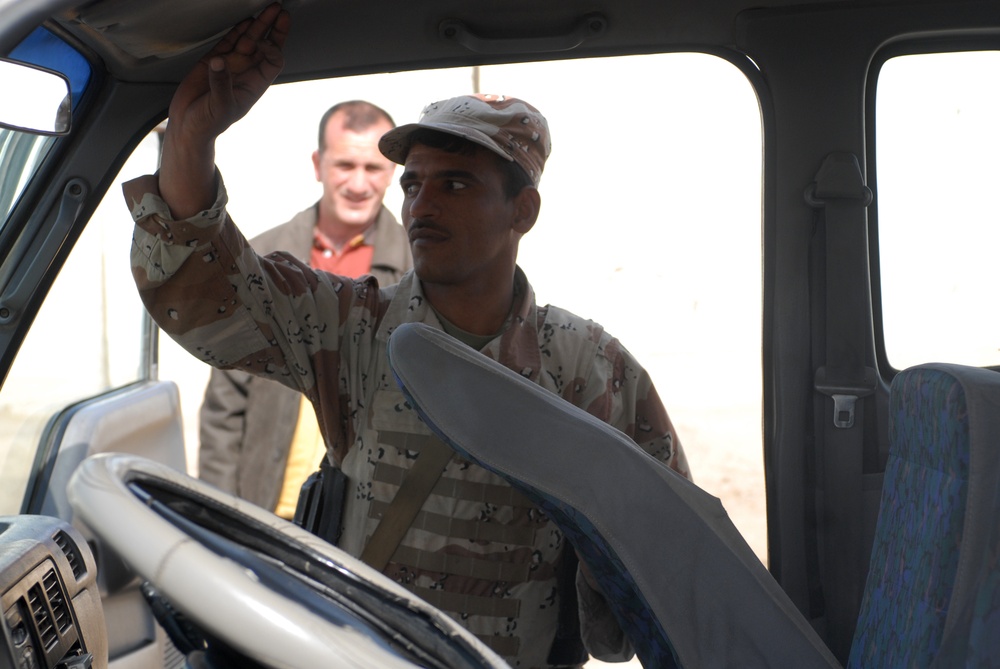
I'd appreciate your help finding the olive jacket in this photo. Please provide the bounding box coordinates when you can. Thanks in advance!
[197,203,412,510]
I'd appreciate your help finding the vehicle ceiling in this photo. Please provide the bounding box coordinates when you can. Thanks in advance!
[24,0,922,83]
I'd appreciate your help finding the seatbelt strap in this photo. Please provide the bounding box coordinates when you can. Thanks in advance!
[805,152,877,661]
[807,152,876,429]
[360,434,454,572]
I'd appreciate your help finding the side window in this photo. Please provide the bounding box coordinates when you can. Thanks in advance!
[158,53,767,564]
[0,132,159,514]
[875,50,1000,370]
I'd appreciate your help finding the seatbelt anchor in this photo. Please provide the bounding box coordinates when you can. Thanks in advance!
[803,152,873,208]
[815,366,877,429]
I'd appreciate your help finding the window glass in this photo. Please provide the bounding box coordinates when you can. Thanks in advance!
[0,133,159,514]
[876,51,1000,370]
[157,53,766,568]
[0,130,55,223]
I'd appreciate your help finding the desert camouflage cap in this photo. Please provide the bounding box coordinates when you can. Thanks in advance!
[379,94,551,187]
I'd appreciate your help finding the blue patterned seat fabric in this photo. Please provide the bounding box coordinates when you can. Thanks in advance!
[849,362,1000,669]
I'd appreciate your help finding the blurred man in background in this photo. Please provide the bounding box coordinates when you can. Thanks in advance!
[198,99,412,518]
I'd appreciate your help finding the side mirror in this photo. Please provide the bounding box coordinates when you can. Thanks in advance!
[0,58,71,135]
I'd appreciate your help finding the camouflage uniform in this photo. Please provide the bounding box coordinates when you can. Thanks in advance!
[126,173,690,668]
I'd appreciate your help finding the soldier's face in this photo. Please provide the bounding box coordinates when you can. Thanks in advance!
[399,143,536,289]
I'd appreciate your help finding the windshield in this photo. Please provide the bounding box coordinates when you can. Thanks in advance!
[0,130,54,222]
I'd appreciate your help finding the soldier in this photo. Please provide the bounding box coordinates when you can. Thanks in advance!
[126,4,689,666]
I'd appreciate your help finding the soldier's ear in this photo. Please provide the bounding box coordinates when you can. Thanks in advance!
[512,187,540,235]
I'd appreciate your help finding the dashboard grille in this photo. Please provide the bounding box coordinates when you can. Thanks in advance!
[43,570,71,634]
[51,530,86,580]
[27,568,72,650]
[28,582,57,649]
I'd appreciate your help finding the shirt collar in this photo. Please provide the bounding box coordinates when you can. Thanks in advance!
[377,266,537,359]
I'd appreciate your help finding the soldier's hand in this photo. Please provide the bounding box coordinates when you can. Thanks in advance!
[159,3,290,219]
[168,3,290,145]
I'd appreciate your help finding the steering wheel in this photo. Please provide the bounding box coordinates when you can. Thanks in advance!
[66,452,507,669]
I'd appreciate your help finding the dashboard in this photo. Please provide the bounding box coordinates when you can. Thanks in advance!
[0,516,105,669]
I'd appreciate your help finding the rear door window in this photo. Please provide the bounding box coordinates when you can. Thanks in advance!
[875,50,1000,370]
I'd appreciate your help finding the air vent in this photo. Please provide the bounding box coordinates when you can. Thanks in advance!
[42,569,71,634]
[27,583,57,650]
[52,530,86,580]
[25,567,73,653]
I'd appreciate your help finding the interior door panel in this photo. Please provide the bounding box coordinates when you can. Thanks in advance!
[26,379,186,668]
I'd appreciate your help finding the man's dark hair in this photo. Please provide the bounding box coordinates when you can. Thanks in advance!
[317,100,395,152]
[406,128,533,200]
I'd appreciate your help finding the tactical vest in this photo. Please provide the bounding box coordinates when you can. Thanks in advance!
[337,306,600,667]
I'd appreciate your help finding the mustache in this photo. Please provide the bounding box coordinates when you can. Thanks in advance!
[407,218,447,235]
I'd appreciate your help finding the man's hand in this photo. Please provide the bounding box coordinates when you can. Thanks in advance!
[169,3,290,144]
[160,3,291,219]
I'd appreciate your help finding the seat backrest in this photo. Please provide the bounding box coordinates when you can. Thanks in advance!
[929,514,1000,668]
[848,362,1000,668]
[387,322,840,669]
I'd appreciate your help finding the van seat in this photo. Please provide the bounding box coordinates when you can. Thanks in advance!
[849,363,1000,668]
[386,322,839,669]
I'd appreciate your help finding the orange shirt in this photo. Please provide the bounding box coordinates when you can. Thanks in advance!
[310,229,375,276]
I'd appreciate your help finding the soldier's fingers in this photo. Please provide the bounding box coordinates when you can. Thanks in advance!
[266,8,291,51]
[231,4,286,60]
[208,17,253,59]
[243,3,285,44]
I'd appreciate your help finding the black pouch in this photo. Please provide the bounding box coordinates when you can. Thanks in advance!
[293,457,348,545]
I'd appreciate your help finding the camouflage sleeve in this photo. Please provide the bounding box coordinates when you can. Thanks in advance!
[124,172,358,398]
[592,336,691,480]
